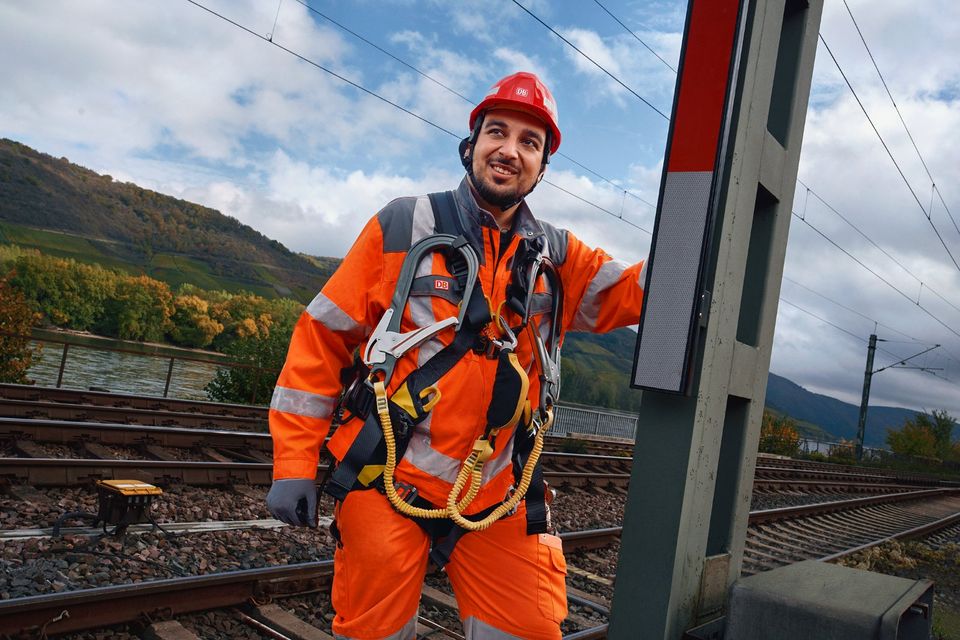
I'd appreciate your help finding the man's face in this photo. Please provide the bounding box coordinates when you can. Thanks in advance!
[468,108,547,211]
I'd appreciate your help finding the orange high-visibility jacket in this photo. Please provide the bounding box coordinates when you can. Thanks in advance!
[270,177,646,512]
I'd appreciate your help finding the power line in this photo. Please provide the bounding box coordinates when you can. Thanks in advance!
[782,275,919,343]
[591,0,677,73]
[818,33,960,274]
[294,0,656,212]
[184,0,460,139]
[184,0,651,234]
[840,0,960,246]
[542,178,651,235]
[510,0,670,120]
[292,0,474,104]
[779,297,953,382]
[779,297,863,341]
[791,210,960,342]
[798,179,960,316]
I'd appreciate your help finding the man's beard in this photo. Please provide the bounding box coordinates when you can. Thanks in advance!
[472,171,525,209]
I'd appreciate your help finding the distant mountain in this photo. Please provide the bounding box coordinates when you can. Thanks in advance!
[562,329,920,446]
[764,373,918,447]
[0,139,334,302]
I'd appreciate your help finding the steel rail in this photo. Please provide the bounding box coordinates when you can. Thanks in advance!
[0,457,632,487]
[0,382,264,417]
[0,397,265,431]
[0,416,272,449]
[0,561,334,636]
[0,528,616,636]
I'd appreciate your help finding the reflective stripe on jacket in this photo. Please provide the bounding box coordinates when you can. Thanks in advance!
[269,177,646,512]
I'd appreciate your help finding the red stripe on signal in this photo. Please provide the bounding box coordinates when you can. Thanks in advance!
[667,0,740,172]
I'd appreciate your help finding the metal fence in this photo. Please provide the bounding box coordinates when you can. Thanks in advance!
[553,403,638,441]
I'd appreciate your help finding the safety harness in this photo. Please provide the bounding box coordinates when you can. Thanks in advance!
[325,191,563,567]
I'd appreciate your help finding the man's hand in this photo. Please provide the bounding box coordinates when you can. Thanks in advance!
[266,479,318,527]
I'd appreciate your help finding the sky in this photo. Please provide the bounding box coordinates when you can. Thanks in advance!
[2,1,959,424]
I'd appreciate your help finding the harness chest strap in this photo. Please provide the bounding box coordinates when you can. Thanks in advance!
[325,190,556,536]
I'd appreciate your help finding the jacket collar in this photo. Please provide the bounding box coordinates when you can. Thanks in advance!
[452,176,546,242]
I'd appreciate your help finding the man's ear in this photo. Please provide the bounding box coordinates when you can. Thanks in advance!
[459,137,472,169]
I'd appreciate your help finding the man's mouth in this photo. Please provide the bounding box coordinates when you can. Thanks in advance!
[490,162,517,176]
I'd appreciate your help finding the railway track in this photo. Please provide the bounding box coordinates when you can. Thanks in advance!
[0,383,626,454]
[3,384,960,637]
[2,490,958,638]
[1,416,953,496]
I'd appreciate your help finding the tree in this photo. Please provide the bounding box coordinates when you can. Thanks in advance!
[927,409,956,459]
[205,317,295,405]
[168,294,223,348]
[96,275,173,342]
[758,411,801,457]
[0,275,40,383]
[8,254,115,330]
[886,410,955,460]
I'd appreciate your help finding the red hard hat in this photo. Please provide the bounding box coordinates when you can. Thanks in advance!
[470,72,561,154]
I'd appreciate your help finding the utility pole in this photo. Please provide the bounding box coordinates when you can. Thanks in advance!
[854,334,877,461]
[855,335,941,461]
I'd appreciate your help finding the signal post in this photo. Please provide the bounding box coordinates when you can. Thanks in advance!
[612,0,824,637]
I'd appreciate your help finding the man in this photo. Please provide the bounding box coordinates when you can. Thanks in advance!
[267,72,645,639]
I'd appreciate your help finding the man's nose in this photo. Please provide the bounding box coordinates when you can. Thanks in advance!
[498,136,520,159]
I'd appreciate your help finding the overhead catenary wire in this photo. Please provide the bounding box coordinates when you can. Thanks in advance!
[184,0,460,139]
[510,0,671,120]
[184,0,652,235]
[782,275,920,343]
[294,0,657,212]
[798,179,960,316]
[791,209,960,343]
[840,0,960,242]
[188,0,956,382]
[591,0,677,73]
[779,298,951,382]
[818,33,960,273]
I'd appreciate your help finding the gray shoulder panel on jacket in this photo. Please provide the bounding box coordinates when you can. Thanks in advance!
[539,220,569,265]
[377,197,418,253]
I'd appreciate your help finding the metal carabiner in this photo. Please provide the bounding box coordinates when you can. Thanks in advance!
[524,257,563,413]
[362,233,480,386]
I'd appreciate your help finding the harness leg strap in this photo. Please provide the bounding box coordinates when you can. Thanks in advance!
[325,412,384,501]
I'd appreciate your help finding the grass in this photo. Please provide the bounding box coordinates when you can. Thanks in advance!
[934,607,960,639]
[0,219,291,299]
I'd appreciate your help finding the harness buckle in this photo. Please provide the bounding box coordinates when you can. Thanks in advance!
[393,480,419,505]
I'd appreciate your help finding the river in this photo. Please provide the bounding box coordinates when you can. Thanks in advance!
[26,342,222,401]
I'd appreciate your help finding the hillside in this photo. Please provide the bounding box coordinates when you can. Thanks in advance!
[0,139,925,443]
[562,328,920,446]
[764,373,918,447]
[0,139,334,302]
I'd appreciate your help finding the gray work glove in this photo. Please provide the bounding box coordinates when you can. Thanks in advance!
[266,479,318,528]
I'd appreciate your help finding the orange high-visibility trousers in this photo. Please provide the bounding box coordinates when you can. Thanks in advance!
[331,489,568,639]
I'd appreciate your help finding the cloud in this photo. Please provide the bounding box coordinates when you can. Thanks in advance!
[2,0,959,419]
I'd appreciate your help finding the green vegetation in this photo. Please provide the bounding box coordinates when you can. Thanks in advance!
[0,275,40,383]
[0,139,338,302]
[758,411,801,456]
[2,249,303,355]
[561,329,644,411]
[205,315,296,405]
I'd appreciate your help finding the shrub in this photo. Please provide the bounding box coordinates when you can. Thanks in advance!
[0,275,40,383]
